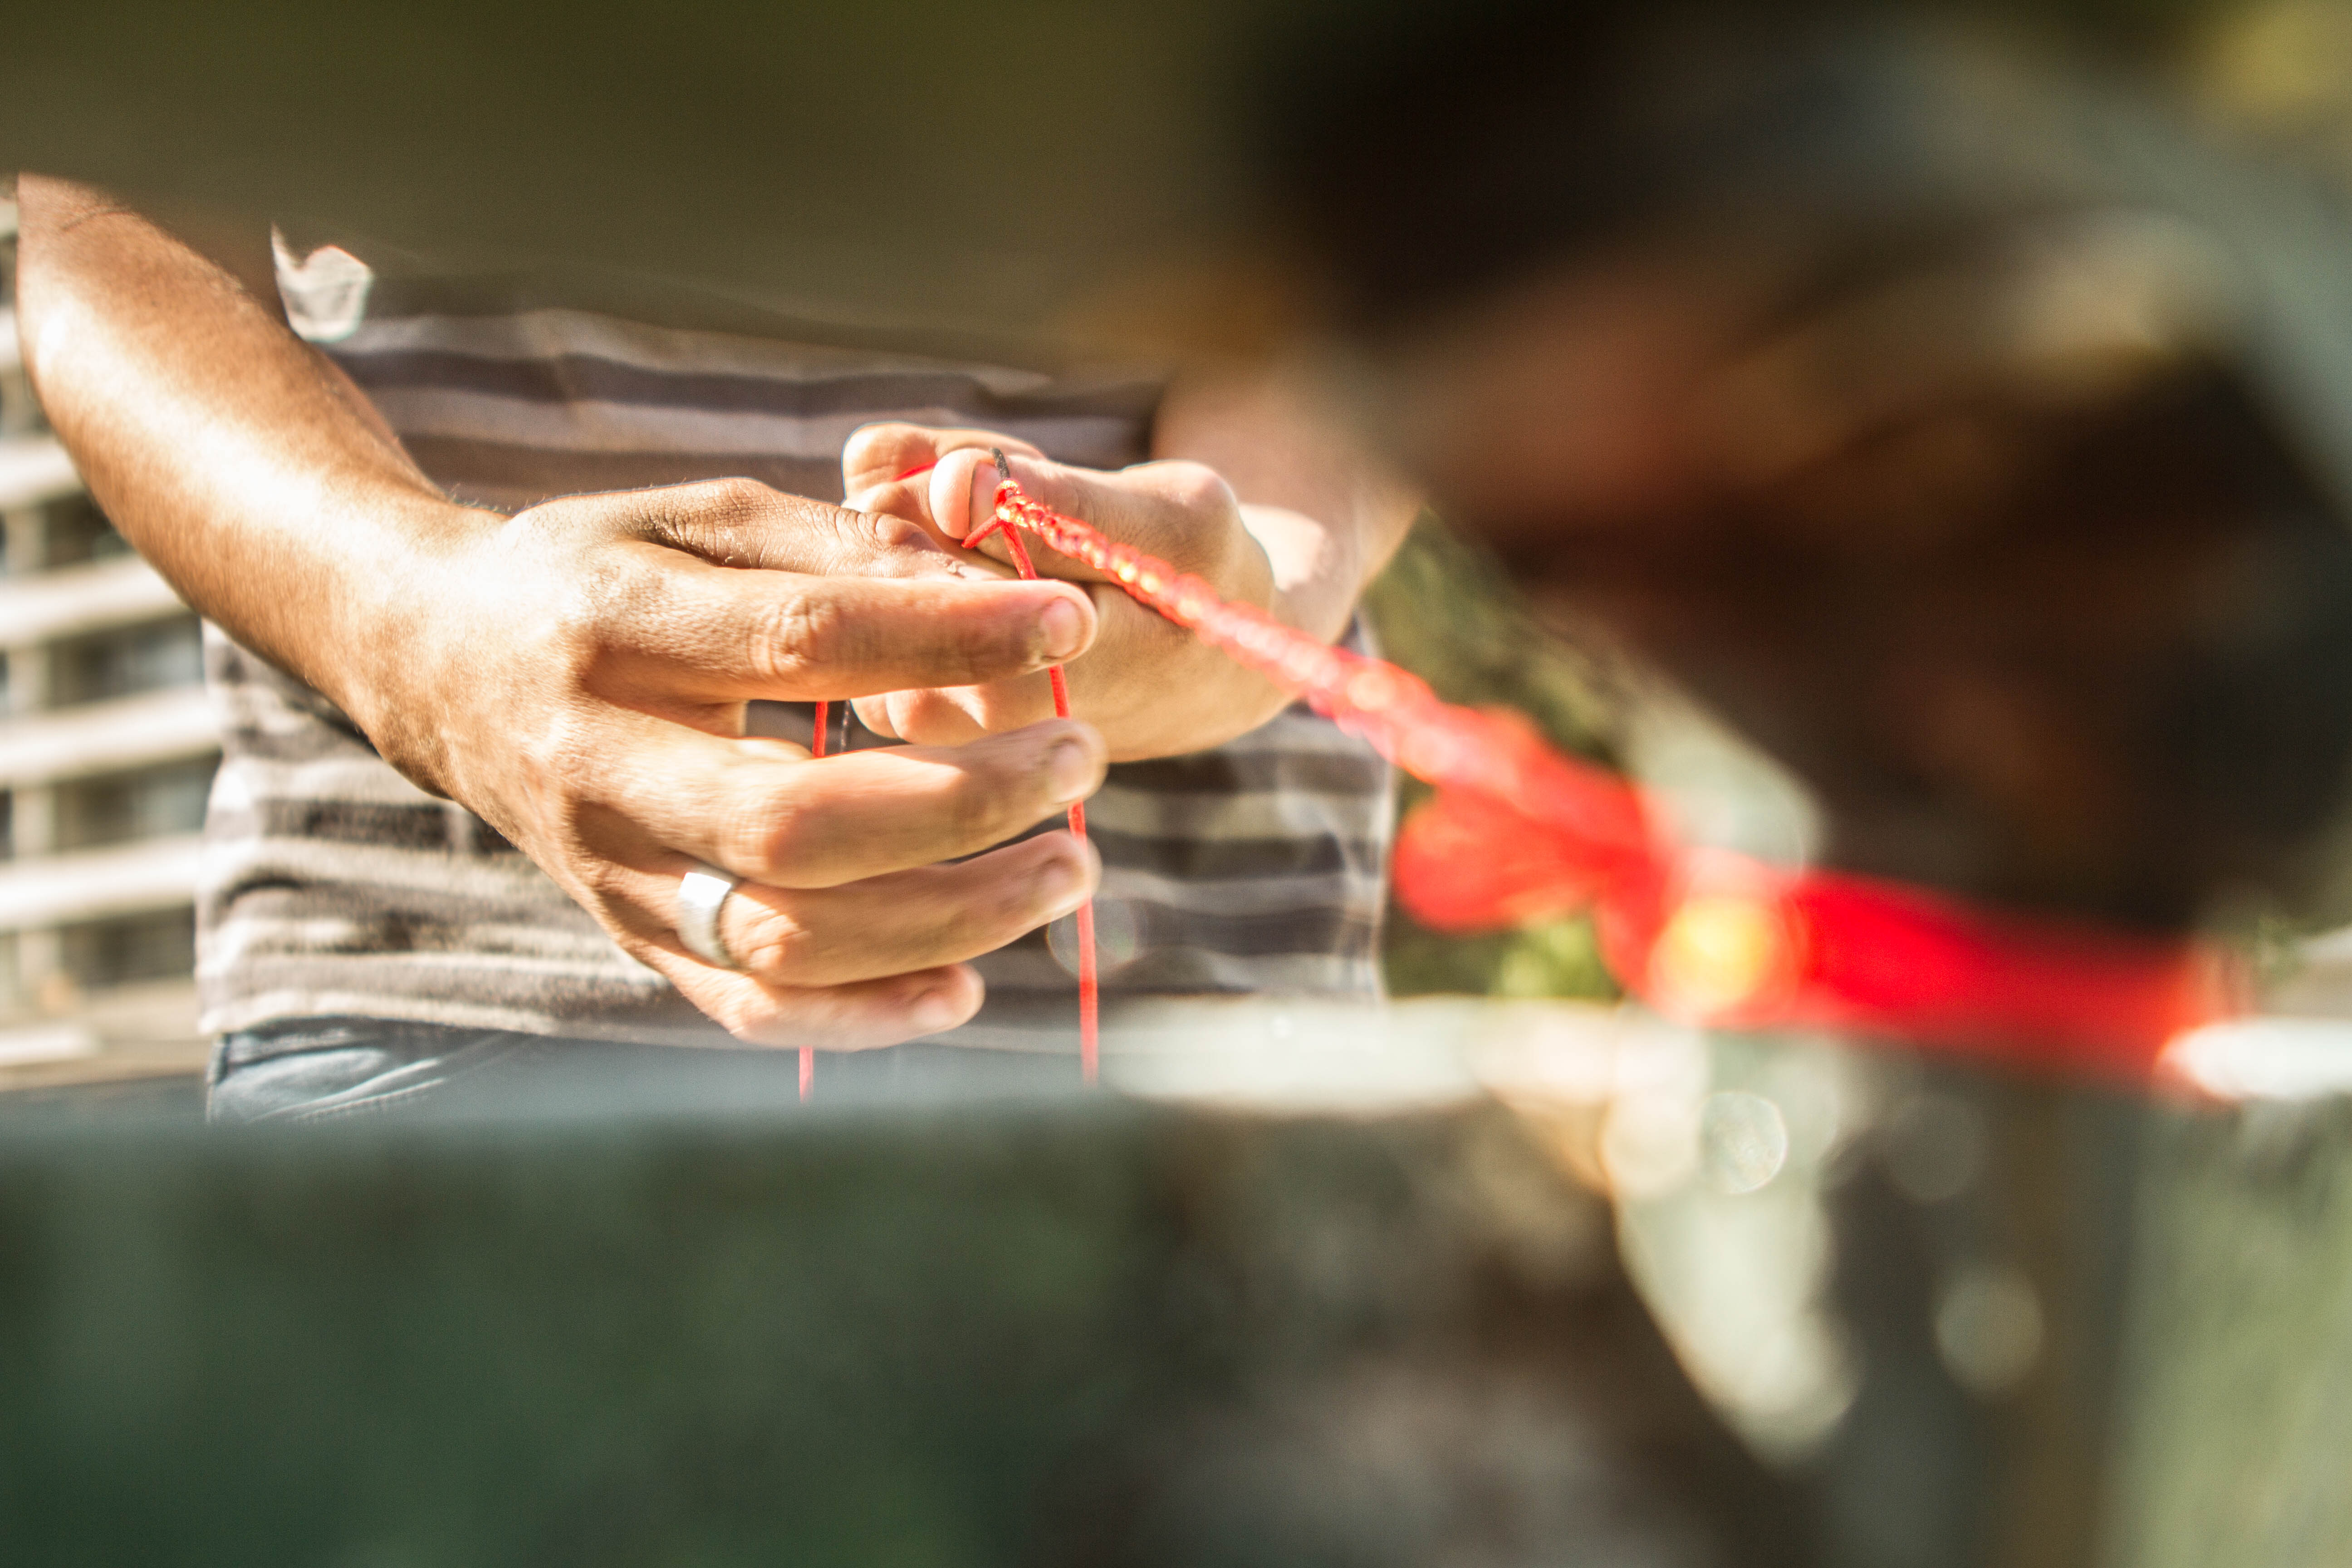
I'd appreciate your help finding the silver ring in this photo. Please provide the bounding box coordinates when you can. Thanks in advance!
[676,862,744,970]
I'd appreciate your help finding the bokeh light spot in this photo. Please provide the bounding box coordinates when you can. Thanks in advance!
[1701,1090,1790,1194]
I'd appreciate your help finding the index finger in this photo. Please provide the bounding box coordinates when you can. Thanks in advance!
[595,544,1100,705]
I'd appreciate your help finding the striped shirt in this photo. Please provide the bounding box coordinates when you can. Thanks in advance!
[196,243,1393,1050]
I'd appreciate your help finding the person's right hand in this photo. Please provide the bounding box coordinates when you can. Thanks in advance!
[360,477,1111,1049]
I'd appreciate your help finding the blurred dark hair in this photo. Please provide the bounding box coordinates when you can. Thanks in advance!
[1259,0,2215,330]
[1256,0,2352,932]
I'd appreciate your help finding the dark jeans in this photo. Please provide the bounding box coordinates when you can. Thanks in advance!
[207,1018,1083,1124]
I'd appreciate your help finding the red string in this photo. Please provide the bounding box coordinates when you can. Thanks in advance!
[963,507,1100,1083]
[975,476,2243,1083]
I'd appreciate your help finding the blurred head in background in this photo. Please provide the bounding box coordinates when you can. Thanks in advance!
[1270,0,2352,936]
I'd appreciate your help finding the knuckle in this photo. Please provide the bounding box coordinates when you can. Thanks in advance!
[560,551,639,633]
[693,475,782,519]
[642,479,785,559]
[1142,459,1236,517]
[927,901,998,957]
[539,556,658,689]
[749,592,846,682]
[861,511,937,557]
[727,908,805,980]
[946,768,1020,845]
[720,785,814,876]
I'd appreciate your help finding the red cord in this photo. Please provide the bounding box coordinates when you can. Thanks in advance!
[963,510,1100,1083]
[974,476,2242,1083]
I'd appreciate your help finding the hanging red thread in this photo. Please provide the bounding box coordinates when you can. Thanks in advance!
[974,469,2242,1083]
[967,454,1100,1083]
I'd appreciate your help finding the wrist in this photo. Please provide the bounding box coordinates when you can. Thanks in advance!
[324,495,515,799]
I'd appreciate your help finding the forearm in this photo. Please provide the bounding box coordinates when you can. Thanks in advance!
[13,176,491,759]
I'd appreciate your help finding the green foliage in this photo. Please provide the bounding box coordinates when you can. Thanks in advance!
[1360,516,1622,1002]
[1359,513,1623,763]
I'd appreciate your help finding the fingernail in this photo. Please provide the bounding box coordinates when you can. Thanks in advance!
[1039,595,1086,662]
[1047,738,1099,804]
[909,985,963,1036]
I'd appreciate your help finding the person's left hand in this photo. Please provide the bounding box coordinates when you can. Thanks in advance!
[840,424,1298,760]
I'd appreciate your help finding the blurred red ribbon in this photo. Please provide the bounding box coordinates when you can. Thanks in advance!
[984,475,2243,1082]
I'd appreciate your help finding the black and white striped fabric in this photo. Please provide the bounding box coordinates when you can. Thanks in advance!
[195,245,1393,1051]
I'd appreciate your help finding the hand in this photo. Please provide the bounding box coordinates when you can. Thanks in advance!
[368,477,1112,1049]
[12,180,1115,1051]
[838,424,1296,760]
